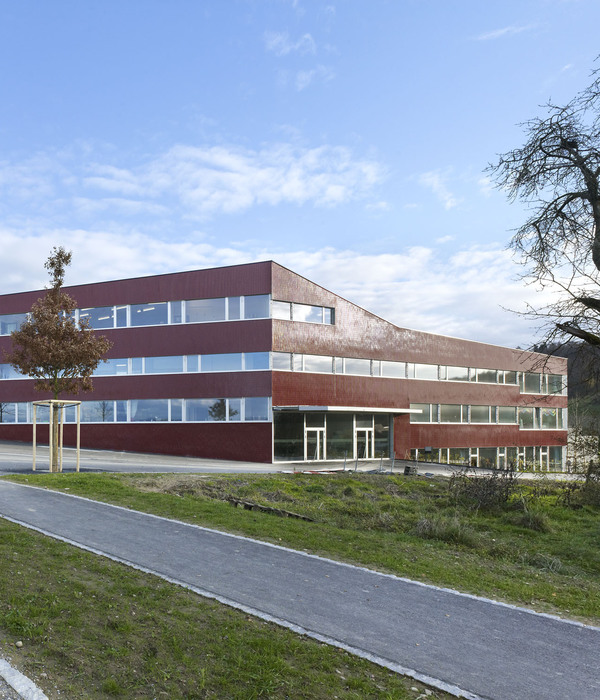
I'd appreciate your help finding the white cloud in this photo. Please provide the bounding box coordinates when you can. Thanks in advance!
[0,141,384,222]
[418,170,460,209]
[295,64,335,91]
[475,24,536,41]
[264,31,316,56]
[0,228,546,349]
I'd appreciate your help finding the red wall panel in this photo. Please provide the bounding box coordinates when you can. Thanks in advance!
[0,422,273,462]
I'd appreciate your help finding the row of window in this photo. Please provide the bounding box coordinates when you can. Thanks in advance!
[0,296,335,336]
[0,397,271,424]
[410,446,564,471]
[0,352,270,380]
[274,352,567,395]
[410,403,565,430]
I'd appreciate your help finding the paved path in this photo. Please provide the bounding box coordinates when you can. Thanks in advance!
[0,481,598,700]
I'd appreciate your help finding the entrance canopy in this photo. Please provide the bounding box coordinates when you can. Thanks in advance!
[273,405,420,414]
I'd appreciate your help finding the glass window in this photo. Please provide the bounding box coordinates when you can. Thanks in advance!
[293,354,303,371]
[447,366,469,382]
[541,408,558,429]
[479,448,497,469]
[131,399,169,422]
[303,354,333,373]
[80,306,114,329]
[334,358,343,374]
[548,374,565,395]
[274,412,304,461]
[245,397,269,421]
[344,358,371,375]
[449,448,469,466]
[519,407,535,429]
[323,307,334,325]
[0,364,22,379]
[0,313,27,336]
[145,356,184,374]
[272,301,292,320]
[228,296,241,320]
[244,295,270,319]
[325,413,354,459]
[372,360,381,377]
[185,298,226,323]
[414,363,438,380]
[272,352,292,370]
[186,355,199,372]
[171,399,183,422]
[292,303,322,323]
[244,352,269,370]
[0,403,15,422]
[228,398,242,421]
[549,446,564,470]
[355,413,373,428]
[504,370,518,384]
[440,404,463,422]
[476,369,497,383]
[115,305,128,327]
[201,353,243,372]
[130,302,168,327]
[470,405,491,423]
[93,358,128,376]
[381,361,406,378]
[523,372,541,393]
[169,301,183,324]
[81,401,114,423]
[410,403,431,423]
[131,358,143,374]
[498,406,517,424]
[186,399,214,422]
[306,412,325,427]
[116,401,128,422]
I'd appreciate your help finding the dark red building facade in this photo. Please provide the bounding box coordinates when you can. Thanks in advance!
[0,261,568,468]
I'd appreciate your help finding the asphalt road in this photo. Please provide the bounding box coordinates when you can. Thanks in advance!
[0,480,598,700]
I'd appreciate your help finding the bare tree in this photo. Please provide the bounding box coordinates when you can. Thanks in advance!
[488,66,600,347]
[4,247,112,470]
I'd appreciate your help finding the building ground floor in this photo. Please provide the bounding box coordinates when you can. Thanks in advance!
[0,401,568,470]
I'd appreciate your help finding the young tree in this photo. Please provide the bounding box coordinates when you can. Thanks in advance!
[488,66,600,347]
[5,247,112,470]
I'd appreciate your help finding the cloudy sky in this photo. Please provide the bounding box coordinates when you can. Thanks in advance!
[0,0,598,347]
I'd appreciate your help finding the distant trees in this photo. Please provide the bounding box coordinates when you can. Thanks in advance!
[488,65,600,348]
[5,247,112,470]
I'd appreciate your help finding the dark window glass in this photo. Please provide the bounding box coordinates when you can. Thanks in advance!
[274,412,304,461]
[130,302,168,327]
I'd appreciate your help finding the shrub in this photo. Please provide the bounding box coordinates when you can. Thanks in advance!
[449,468,518,510]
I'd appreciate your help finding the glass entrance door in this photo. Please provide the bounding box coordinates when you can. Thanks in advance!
[306,428,325,461]
[355,429,373,460]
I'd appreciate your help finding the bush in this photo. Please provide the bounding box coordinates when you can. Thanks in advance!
[449,468,518,510]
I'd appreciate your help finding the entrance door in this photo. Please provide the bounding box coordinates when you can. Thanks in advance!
[355,429,374,460]
[306,428,325,461]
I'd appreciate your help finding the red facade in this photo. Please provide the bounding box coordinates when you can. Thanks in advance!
[0,261,568,466]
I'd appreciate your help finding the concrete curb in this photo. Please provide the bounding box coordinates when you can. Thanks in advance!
[0,659,48,700]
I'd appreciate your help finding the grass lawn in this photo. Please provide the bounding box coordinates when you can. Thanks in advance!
[1,469,599,697]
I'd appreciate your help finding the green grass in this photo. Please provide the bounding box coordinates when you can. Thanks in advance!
[4,471,600,624]
[0,517,449,699]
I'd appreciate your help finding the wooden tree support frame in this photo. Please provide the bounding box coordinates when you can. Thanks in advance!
[32,400,81,473]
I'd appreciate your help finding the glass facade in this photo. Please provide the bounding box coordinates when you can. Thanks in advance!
[273,411,392,462]
[410,403,564,429]
[0,397,271,424]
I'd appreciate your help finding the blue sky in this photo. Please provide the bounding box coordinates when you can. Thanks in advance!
[0,0,598,347]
